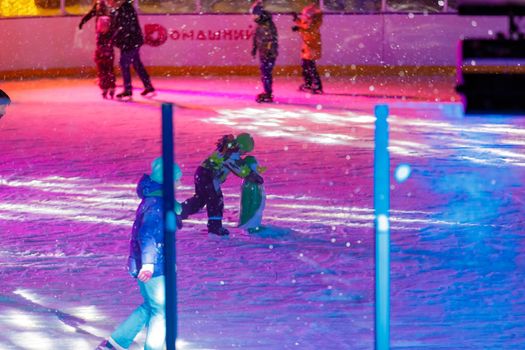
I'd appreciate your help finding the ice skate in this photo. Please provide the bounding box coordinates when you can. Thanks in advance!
[140,87,155,97]
[312,88,324,95]
[95,339,115,350]
[208,226,230,236]
[299,84,312,92]
[116,90,132,100]
[109,89,115,99]
[256,93,273,103]
[102,89,109,99]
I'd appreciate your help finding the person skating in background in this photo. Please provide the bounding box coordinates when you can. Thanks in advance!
[250,1,278,103]
[96,157,182,350]
[108,0,155,99]
[0,89,11,119]
[79,0,117,99]
[238,155,267,233]
[180,133,263,236]
[292,2,323,94]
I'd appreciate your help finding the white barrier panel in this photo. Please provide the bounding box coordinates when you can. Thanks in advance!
[0,14,507,72]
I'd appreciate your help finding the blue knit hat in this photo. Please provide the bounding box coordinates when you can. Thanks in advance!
[150,157,182,184]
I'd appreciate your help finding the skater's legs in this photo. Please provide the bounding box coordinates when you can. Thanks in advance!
[97,58,116,91]
[109,277,165,350]
[107,57,116,91]
[180,167,212,219]
[130,50,154,90]
[119,49,134,92]
[205,186,224,229]
[109,295,149,348]
[260,57,276,95]
[310,60,323,91]
[180,167,227,233]
[180,193,206,219]
[301,59,313,87]
[142,276,166,350]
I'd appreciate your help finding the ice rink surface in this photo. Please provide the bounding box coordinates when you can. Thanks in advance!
[0,75,524,349]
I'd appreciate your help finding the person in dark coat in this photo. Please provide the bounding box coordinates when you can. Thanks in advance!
[250,1,278,103]
[95,157,182,350]
[108,0,154,99]
[0,89,11,119]
[180,133,263,236]
[79,0,116,99]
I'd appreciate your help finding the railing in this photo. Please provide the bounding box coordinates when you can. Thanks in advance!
[0,0,457,18]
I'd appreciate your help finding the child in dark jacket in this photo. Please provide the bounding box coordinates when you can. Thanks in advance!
[96,157,182,350]
[180,133,263,236]
[250,1,279,103]
[79,0,116,99]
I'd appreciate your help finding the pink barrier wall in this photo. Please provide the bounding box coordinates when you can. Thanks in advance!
[0,14,508,72]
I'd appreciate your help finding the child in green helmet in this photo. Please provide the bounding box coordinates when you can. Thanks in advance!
[180,133,263,236]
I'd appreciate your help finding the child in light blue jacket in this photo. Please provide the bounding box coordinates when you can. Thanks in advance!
[96,157,181,350]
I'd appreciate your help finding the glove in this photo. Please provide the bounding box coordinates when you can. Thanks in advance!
[292,12,298,21]
[176,214,183,230]
[247,172,264,184]
[291,26,299,32]
[251,47,257,58]
[78,23,83,30]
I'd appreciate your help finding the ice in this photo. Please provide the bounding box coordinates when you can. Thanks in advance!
[0,75,524,349]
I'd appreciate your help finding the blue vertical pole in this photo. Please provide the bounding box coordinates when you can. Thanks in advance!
[162,103,178,350]
[374,104,390,350]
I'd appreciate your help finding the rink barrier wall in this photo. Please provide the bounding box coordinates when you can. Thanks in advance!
[0,13,509,80]
[3,65,523,81]
[0,65,459,80]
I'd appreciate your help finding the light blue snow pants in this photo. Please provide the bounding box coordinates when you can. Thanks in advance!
[109,276,166,350]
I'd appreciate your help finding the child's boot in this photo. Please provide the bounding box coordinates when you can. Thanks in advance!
[95,339,115,350]
[299,84,312,92]
[141,86,155,96]
[109,88,115,99]
[116,90,132,99]
[311,83,323,94]
[207,219,229,236]
[102,89,108,99]
[256,93,273,103]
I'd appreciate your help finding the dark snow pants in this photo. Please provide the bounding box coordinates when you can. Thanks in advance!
[95,47,116,91]
[119,47,153,92]
[260,57,276,95]
[180,166,224,231]
[302,59,322,90]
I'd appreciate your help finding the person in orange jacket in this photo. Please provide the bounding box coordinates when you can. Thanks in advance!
[292,2,323,94]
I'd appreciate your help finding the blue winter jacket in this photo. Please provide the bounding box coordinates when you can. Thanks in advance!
[127,174,165,278]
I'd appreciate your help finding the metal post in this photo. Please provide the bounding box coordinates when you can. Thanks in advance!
[162,103,178,350]
[60,0,66,15]
[195,0,202,13]
[374,104,390,350]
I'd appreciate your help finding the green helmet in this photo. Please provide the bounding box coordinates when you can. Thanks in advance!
[236,133,254,152]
